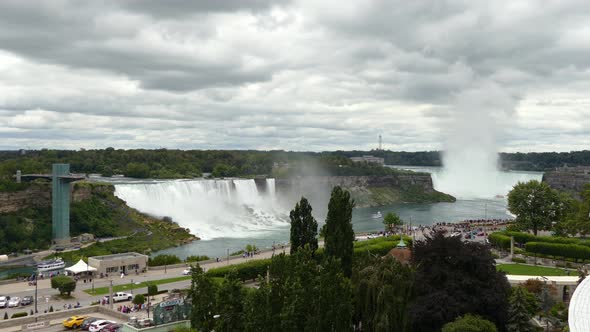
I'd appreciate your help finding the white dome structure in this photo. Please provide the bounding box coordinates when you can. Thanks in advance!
[569,276,590,331]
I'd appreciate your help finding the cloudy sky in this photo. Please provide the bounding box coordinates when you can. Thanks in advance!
[1,0,589,152]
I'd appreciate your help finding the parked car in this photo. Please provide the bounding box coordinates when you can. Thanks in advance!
[102,292,133,303]
[81,317,100,331]
[182,267,192,275]
[0,296,10,308]
[20,296,34,306]
[102,323,121,332]
[63,315,88,329]
[89,320,116,332]
[8,297,20,307]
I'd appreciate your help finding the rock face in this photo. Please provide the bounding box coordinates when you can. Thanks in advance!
[0,182,114,213]
[543,166,590,200]
[275,174,454,208]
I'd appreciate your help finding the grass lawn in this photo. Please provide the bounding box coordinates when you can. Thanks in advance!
[497,263,578,276]
[84,276,191,295]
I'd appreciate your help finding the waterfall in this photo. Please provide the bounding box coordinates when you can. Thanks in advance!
[113,178,287,240]
[266,178,276,200]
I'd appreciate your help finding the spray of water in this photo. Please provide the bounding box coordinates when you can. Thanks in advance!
[114,178,287,240]
[436,82,516,199]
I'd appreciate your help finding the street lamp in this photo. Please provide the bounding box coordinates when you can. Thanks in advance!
[34,271,38,317]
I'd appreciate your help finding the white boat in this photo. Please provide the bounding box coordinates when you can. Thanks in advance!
[372,211,383,219]
[37,258,66,272]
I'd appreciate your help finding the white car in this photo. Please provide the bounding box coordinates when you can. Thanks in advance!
[7,297,20,307]
[0,296,9,308]
[89,320,116,332]
[182,267,192,275]
[103,292,133,303]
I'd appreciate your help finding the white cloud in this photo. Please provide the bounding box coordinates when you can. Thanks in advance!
[0,0,589,151]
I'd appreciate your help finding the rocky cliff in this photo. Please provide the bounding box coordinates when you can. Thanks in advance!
[543,166,590,200]
[0,182,113,213]
[276,174,455,208]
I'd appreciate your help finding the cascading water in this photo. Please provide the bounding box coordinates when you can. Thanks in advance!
[266,178,276,201]
[114,179,287,240]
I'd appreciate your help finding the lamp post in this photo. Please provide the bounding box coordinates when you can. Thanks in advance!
[227,248,229,266]
[34,272,38,316]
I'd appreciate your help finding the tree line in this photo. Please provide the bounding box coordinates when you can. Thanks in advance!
[186,186,528,332]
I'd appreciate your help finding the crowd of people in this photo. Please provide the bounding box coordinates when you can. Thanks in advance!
[116,303,147,314]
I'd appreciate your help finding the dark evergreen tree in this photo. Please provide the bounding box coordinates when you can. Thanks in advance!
[324,186,355,277]
[506,287,534,332]
[289,197,318,254]
[189,264,217,331]
[410,231,511,332]
[215,271,245,332]
[354,256,415,332]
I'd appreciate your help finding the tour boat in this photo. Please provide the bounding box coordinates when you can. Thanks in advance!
[37,258,66,272]
[372,211,383,219]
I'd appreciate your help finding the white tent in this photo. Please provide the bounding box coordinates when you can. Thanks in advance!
[65,259,97,275]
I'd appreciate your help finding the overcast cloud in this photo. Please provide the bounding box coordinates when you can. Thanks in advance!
[0,0,589,151]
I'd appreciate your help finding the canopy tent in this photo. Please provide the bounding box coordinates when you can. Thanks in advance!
[65,259,97,275]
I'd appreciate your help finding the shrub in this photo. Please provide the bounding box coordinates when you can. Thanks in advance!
[133,294,145,305]
[442,314,497,332]
[185,255,210,263]
[206,259,271,282]
[50,275,76,295]
[488,233,511,249]
[147,284,158,297]
[511,257,526,264]
[10,312,27,319]
[525,242,590,262]
[148,254,182,266]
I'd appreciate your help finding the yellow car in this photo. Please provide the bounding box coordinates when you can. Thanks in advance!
[63,315,88,329]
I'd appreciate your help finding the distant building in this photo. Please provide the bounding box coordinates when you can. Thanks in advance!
[88,252,148,275]
[350,155,385,165]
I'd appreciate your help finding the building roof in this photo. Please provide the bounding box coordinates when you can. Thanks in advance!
[89,252,147,261]
[506,275,579,285]
[569,276,590,332]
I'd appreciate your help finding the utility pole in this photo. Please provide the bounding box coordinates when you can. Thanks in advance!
[227,248,230,266]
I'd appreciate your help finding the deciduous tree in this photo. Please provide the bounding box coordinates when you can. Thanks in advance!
[442,314,498,332]
[383,212,403,232]
[189,264,217,332]
[508,180,573,235]
[410,231,510,332]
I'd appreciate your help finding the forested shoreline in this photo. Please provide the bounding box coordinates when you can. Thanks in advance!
[1,149,589,180]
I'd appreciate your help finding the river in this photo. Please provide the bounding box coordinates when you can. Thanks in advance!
[102,167,542,260]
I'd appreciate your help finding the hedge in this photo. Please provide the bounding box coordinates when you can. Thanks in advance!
[10,312,27,318]
[206,236,406,281]
[488,233,511,250]
[525,242,590,262]
[206,258,271,282]
[504,231,585,246]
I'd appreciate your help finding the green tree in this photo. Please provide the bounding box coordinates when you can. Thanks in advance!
[324,186,355,277]
[280,248,318,331]
[562,184,590,236]
[410,231,511,332]
[506,287,534,332]
[313,257,354,331]
[189,264,217,332]
[383,212,403,232]
[215,271,245,332]
[125,162,151,178]
[132,294,145,306]
[354,255,415,332]
[147,284,158,297]
[442,314,498,332]
[243,279,271,332]
[50,275,76,296]
[508,180,573,235]
[289,197,318,254]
